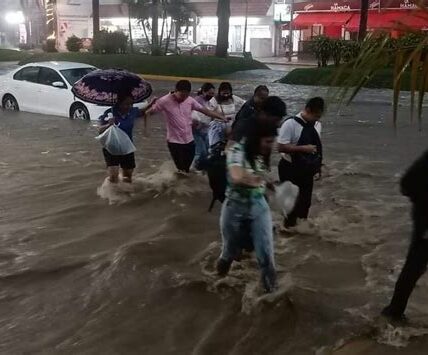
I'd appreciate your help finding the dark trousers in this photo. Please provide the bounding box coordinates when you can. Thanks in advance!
[167,141,195,173]
[278,158,314,225]
[384,202,428,317]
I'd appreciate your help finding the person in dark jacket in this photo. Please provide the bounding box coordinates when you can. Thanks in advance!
[382,150,428,322]
[231,85,270,143]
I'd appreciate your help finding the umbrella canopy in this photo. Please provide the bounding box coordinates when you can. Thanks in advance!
[72,69,152,106]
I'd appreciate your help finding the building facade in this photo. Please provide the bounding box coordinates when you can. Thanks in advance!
[47,0,284,57]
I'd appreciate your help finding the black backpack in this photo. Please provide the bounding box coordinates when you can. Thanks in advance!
[207,141,227,211]
[284,116,323,176]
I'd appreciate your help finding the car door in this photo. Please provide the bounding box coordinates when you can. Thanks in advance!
[37,67,70,117]
[11,66,40,113]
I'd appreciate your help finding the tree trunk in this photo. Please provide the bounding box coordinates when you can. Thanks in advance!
[175,23,179,52]
[128,4,134,53]
[152,0,159,51]
[24,21,31,45]
[160,10,166,44]
[165,18,174,55]
[142,20,151,45]
[92,0,100,37]
[215,0,230,57]
[358,0,369,42]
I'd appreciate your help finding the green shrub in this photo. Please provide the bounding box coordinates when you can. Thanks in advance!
[341,41,360,63]
[311,36,331,67]
[330,40,343,67]
[43,39,57,53]
[93,30,128,54]
[66,35,82,52]
[18,43,34,50]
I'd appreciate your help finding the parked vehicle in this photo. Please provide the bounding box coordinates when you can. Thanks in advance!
[0,62,147,120]
[190,44,217,56]
[134,38,197,55]
[163,38,197,53]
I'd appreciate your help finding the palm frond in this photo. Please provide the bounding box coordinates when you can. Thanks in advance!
[333,7,428,128]
[418,55,428,130]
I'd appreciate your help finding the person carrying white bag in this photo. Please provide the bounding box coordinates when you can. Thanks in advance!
[97,92,156,184]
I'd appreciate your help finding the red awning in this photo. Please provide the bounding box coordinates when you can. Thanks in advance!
[346,11,428,31]
[290,13,353,30]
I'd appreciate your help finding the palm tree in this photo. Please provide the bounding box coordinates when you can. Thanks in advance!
[152,0,160,49]
[358,0,369,41]
[165,0,193,54]
[135,0,192,55]
[215,0,231,57]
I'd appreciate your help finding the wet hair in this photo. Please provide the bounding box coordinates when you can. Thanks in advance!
[216,82,233,103]
[244,117,278,170]
[197,82,215,96]
[176,80,192,93]
[117,91,133,104]
[306,97,325,113]
[261,96,287,118]
[201,82,215,93]
[254,85,269,96]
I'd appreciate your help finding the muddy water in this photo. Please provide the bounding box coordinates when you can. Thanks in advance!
[1,77,428,354]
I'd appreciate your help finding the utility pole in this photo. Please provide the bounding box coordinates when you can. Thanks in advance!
[128,2,134,53]
[288,0,294,62]
[243,0,249,54]
[92,0,100,37]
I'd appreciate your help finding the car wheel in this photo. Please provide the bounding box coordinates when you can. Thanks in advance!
[2,95,19,111]
[70,103,90,121]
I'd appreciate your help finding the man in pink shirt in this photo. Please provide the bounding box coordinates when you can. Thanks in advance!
[149,80,224,173]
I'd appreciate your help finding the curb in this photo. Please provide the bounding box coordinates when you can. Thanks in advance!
[140,74,238,83]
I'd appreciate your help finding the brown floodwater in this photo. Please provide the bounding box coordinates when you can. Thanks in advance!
[1,78,428,354]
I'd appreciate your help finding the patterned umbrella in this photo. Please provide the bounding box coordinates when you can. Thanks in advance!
[71,69,152,106]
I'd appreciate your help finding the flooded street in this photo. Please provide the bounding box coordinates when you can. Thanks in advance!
[1,70,428,354]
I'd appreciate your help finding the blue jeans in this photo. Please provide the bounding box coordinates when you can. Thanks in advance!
[193,128,209,170]
[220,197,276,291]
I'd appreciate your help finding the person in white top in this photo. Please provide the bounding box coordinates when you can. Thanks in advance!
[192,83,216,170]
[277,97,325,228]
[208,82,246,148]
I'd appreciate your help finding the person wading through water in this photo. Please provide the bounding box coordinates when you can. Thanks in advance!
[382,150,428,323]
[277,97,325,228]
[98,91,156,184]
[147,80,225,174]
[217,117,279,293]
[192,83,215,171]
[207,95,286,211]
[231,85,270,143]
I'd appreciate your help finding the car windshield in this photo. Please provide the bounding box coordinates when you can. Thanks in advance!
[60,67,96,85]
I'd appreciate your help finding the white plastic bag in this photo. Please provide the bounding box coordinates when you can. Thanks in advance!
[95,125,136,156]
[275,181,300,217]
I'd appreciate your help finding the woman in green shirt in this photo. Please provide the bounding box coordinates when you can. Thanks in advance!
[217,118,278,293]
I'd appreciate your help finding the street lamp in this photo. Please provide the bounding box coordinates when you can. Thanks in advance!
[5,11,25,25]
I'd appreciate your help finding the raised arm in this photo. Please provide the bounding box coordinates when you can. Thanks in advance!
[227,143,263,188]
[278,143,317,154]
[139,97,158,117]
[195,106,225,121]
[98,110,115,134]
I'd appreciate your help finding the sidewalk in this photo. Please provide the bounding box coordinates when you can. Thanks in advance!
[255,56,317,67]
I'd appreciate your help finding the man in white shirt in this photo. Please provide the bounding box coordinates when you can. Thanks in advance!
[277,97,325,228]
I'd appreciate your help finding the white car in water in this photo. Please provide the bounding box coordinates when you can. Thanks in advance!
[0,61,144,121]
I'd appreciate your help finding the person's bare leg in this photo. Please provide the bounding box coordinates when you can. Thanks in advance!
[108,166,120,184]
[122,169,134,183]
